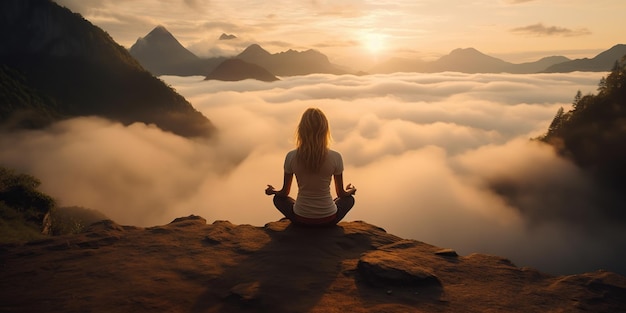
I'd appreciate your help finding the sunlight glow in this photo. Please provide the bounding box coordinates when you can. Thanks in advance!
[361,32,387,55]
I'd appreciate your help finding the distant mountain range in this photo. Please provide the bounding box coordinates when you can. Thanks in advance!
[0,0,216,137]
[235,44,347,76]
[130,26,626,79]
[130,26,347,79]
[369,46,626,74]
[369,48,571,74]
[542,44,626,73]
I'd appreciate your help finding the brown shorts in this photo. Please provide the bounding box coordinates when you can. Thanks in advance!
[293,213,337,225]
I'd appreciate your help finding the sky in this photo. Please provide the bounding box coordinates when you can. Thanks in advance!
[53,0,625,69]
[3,71,625,276]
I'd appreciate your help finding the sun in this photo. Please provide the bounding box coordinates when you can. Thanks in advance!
[361,32,387,56]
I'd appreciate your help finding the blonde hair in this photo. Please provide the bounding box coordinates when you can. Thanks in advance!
[296,108,331,172]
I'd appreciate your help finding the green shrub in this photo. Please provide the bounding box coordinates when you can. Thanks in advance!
[0,201,45,243]
[0,167,55,222]
[0,167,56,242]
[47,206,108,235]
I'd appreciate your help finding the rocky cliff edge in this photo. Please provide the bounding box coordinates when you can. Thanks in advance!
[1,216,625,312]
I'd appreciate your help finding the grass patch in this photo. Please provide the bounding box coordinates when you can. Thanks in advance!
[0,203,45,244]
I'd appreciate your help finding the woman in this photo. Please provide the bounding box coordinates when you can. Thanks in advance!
[265,108,356,226]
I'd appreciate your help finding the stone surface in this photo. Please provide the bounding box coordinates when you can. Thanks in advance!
[1,217,625,313]
[358,250,441,286]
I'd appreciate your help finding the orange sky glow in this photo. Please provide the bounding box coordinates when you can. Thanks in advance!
[54,0,624,69]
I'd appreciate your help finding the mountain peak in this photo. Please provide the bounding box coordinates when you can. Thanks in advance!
[242,43,270,54]
[237,44,272,59]
[129,25,199,72]
[543,43,626,73]
[607,43,626,51]
[141,25,177,43]
[439,47,504,62]
[595,44,626,61]
[154,25,168,32]
[449,47,485,57]
[236,44,344,76]
[428,47,511,73]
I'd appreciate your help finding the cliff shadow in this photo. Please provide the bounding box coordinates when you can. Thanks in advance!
[192,220,374,313]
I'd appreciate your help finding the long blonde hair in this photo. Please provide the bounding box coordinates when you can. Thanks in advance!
[296,108,331,172]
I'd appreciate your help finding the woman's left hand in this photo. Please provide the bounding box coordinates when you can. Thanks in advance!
[346,183,357,195]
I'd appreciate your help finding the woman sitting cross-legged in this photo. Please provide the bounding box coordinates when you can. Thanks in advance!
[265,107,357,227]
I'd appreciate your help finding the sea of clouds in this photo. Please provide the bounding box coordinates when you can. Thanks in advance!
[2,71,624,275]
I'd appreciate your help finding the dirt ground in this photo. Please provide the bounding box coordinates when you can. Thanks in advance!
[1,216,625,313]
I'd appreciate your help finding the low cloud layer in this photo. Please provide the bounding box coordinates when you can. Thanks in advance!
[2,71,624,275]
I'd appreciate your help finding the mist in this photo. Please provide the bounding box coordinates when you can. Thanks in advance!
[2,71,624,275]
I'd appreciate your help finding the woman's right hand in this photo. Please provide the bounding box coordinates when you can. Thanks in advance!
[265,184,276,195]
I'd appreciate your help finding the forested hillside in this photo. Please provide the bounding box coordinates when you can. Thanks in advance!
[541,55,626,219]
[0,0,215,138]
[0,65,62,129]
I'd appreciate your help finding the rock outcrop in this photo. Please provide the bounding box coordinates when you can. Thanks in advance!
[1,216,625,312]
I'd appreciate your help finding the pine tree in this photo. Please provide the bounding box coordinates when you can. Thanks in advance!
[547,107,564,135]
[572,90,582,109]
[597,77,607,94]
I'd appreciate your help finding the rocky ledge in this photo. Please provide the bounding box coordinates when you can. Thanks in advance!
[1,216,625,312]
